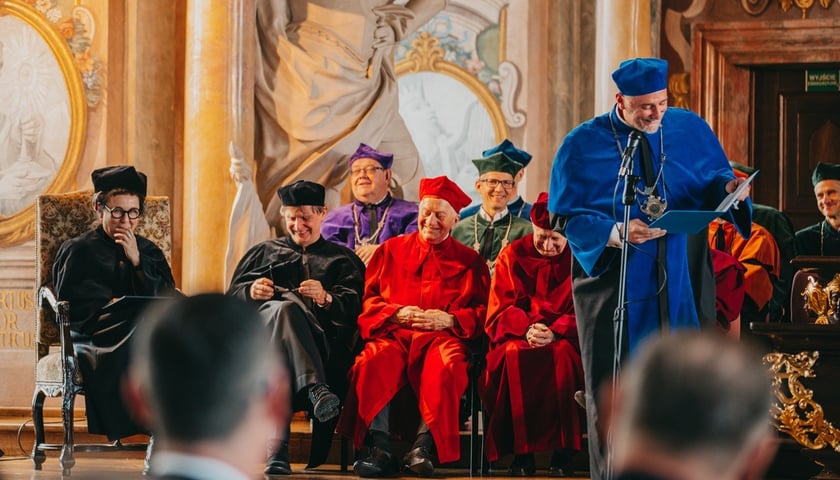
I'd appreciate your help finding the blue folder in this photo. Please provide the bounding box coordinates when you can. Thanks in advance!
[648,170,758,234]
[648,210,725,234]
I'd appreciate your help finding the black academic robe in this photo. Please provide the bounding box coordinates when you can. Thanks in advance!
[53,226,175,440]
[227,235,364,468]
[796,220,840,257]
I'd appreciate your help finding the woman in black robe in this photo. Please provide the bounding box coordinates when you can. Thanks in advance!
[53,165,175,440]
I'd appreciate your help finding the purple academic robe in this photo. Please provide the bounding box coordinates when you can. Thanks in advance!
[321,194,418,250]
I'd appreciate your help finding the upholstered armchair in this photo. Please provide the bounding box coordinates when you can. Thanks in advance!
[32,190,171,475]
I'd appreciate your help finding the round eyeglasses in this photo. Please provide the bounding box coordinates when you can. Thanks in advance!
[103,204,142,220]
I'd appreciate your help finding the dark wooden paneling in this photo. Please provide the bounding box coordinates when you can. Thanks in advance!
[753,66,840,230]
[781,91,840,230]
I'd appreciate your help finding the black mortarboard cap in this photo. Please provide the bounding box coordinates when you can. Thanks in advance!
[812,162,840,186]
[277,180,325,206]
[91,165,147,196]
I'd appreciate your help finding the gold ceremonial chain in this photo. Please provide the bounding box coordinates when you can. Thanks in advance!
[608,112,668,220]
[353,200,393,246]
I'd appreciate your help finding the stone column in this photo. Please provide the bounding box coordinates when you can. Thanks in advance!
[594,0,654,114]
[182,0,255,293]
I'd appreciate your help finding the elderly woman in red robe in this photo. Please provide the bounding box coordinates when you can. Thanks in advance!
[481,192,584,477]
[337,176,490,478]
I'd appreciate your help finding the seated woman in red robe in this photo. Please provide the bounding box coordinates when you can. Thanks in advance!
[481,192,584,477]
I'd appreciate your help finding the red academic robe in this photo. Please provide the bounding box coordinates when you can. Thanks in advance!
[337,232,490,464]
[480,235,584,461]
[710,249,746,330]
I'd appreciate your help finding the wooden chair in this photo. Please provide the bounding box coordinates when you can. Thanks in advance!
[31,190,171,475]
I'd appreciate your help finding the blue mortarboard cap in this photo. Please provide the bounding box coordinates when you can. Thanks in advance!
[611,58,669,96]
[481,139,532,167]
[348,143,394,169]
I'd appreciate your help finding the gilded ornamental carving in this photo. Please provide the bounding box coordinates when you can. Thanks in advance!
[764,350,840,451]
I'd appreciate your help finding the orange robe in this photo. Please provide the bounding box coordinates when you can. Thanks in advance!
[708,221,780,316]
[337,233,490,464]
[481,235,584,461]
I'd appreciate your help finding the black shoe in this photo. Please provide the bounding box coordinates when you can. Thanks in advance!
[308,383,340,423]
[353,446,398,477]
[547,449,575,477]
[402,446,435,477]
[264,442,291,476]
[508,453,536,476]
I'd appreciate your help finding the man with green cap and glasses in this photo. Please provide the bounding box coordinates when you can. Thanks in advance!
[459,139,534,221]
[452,141,533,273]
[796,162,840,256]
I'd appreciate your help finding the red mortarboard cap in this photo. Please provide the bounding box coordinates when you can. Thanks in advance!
[91,165,147,196]
[612,58,669,96]
[419,176,472,213]
[530,192,551,229]
[349,143,394,169]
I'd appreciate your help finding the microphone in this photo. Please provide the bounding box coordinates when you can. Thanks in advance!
[618,130,642,177]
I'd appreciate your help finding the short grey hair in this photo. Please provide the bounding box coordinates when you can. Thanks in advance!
[616,331,773,472]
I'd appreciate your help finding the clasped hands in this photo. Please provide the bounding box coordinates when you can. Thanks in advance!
[525,322,556,348]
[250,277,328,304]
[395,305,454,331]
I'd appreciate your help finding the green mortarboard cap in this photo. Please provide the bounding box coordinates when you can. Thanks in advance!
[472,152,525,177]
[812,162,840,186]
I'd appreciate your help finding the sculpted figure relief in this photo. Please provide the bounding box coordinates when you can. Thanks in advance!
[255,0,446,227]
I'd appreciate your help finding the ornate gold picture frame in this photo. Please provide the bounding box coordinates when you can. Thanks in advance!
[396,32,509,203]
[396,32,508,142]
[0,0,87,246]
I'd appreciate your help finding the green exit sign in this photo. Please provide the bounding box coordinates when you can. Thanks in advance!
[806,69,840,91]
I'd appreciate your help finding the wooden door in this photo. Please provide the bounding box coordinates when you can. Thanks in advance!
[753,65,840,231]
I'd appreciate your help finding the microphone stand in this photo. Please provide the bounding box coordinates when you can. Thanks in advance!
[606,130,641,480]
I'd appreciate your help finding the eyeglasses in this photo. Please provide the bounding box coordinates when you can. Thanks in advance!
[102,204,142,220]
[350,166,385,177]
[479,178,515,189]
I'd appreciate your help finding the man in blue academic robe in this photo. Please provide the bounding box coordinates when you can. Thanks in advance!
[548,58,752,480]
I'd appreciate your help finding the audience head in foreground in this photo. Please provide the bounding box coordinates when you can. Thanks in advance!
[125,294,290,479]
[610,331,776,480]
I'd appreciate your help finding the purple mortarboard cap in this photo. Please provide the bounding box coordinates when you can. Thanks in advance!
[612,58,669,96]
[349,143,394,169]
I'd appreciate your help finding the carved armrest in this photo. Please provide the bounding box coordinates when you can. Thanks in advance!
[38,286,77,384]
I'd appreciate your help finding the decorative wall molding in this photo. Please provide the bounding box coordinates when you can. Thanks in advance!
[741,0,838,19]
[498,60,525,128]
